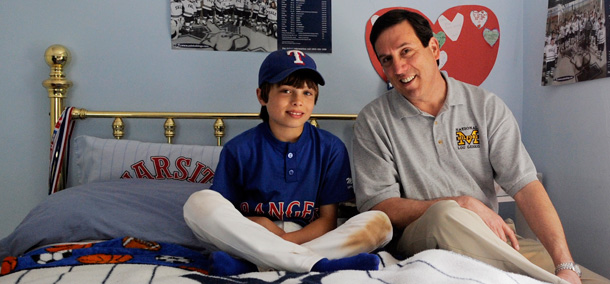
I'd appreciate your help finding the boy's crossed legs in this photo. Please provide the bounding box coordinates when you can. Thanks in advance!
[183,189,392,275]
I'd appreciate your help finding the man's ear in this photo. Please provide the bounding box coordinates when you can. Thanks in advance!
[256,88,266,106]
[428,36,441,60]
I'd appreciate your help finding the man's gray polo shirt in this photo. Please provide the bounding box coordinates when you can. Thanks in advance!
[353,75,538,213]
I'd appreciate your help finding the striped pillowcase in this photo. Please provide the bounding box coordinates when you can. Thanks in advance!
[72,135,222,186]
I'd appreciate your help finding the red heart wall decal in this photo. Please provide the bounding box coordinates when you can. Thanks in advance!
[365,6,500,86]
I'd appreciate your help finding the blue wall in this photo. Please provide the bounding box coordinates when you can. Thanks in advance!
[523,1,610,277]
[2,0,605,277]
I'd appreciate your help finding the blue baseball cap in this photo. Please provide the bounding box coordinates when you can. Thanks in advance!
[258,49,325,86]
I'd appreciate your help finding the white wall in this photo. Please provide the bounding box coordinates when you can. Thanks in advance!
[523,1,610,277]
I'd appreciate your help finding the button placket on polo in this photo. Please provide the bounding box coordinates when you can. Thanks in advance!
[433,117,448,156]
[285,144,298,182]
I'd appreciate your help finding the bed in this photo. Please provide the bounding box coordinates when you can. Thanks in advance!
[0,45,550,284]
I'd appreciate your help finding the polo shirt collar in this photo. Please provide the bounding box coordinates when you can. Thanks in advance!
[260,122,310,152]
[443,73,466,107]
[390,72,465,119]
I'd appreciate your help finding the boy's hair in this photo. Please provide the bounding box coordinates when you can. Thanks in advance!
[259,69,320,122]
[369,9,434,56]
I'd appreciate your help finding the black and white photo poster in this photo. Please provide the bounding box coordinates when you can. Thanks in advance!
[542,0,607,85]
[170,0,331,53]
[278,1,331,52]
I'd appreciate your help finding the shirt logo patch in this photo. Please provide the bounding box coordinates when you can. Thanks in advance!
[456,126,480,149]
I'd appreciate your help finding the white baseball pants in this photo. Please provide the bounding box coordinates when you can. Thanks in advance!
[183,189,392,272]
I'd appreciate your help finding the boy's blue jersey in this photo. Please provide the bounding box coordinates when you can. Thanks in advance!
[210,122,354,227]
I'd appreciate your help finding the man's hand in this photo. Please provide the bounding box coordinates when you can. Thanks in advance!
[453,196,520,250]
[556,269,582,284]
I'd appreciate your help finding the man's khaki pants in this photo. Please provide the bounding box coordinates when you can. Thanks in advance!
[396,200,609,284]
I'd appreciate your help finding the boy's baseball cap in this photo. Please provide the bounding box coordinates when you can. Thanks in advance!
[258,49,325,86]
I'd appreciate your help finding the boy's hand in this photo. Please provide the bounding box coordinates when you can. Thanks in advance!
[247,216,286,236]
[247,204,338,245]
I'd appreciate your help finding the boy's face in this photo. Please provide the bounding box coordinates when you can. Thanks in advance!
[257,83,317,142]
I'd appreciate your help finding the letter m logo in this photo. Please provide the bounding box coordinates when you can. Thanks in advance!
[456,130,480,146]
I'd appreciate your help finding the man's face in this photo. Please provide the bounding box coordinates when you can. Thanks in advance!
[374,21,441,101]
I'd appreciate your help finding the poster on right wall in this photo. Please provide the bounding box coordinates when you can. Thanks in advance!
[542,0,607,86]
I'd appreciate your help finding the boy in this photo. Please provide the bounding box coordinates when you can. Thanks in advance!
[184,49,392,276]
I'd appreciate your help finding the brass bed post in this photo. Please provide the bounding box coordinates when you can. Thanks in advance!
[43,44,72,192]
[43,44,73,138]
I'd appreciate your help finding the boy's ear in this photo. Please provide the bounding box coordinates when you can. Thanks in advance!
[256,88,266,106]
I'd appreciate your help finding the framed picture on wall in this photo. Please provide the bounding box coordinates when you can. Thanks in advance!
[170,0,332,53]
[542,0,608,86]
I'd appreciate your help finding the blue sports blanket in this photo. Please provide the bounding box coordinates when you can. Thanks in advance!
[1,237,210,276]
[0,237,550,284]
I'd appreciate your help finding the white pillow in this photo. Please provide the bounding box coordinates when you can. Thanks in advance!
[72,135,222,186]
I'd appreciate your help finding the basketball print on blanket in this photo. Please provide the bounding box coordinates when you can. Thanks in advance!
[1,248,552,283]
[0,237,211,277]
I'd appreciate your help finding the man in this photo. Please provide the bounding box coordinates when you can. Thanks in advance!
[353,9,609,284]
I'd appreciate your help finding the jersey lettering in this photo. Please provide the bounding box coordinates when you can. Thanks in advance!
[254,203,264,214]
[151,157,172,179]
[268,202,284,220]
[119,156,214,183]
[174,157,191,180]
[286,201,300,217]
[239,200,316,222]
[131,160,156,179]
[187,162,215,183]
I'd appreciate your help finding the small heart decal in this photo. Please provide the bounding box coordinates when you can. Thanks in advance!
[470,10,488,29]
[483,28,500,47]
[370,15,379,26]
[434,31,446,49]
[439,51,448,69]
[438,13,464,41]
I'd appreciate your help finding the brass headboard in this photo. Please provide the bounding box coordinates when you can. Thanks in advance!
[43,44,357,146]
[43,44,357,191]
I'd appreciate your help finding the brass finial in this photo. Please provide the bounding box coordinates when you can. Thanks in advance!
[44,44,74,138]
[214,118,225,146]
[310,118,319,128]
[43,45,73,96]
[112,118,125,139]
[165,118,176,144]
[44,45,71,69]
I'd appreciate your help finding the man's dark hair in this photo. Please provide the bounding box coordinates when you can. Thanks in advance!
[369,9,435,55]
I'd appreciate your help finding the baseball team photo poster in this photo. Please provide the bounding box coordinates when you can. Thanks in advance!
[365,6,501,88]
[170,0,332,53]
[542,0,608,86]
